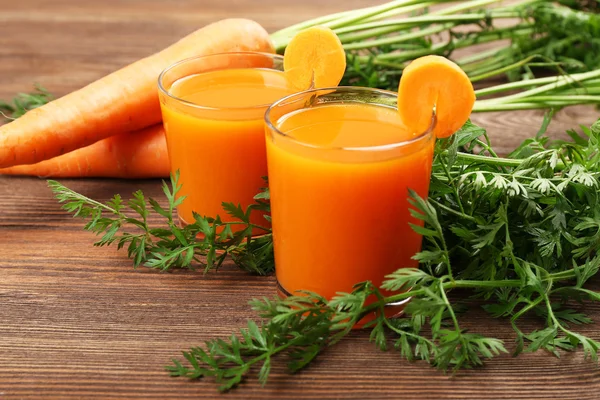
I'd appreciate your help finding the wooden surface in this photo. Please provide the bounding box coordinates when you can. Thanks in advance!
[1,1,600,399]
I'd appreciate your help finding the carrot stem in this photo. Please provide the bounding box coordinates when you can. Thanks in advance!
[468,56,548,82]
[323,0,449,30]
[483,69,600,103]
[337,11,520,43]
[457,47,508,66]
[474,76,580,97]
[343,23,453,51]
[357,26,535,63]
[335,3,444,43]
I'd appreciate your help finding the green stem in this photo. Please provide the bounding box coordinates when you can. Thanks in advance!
[473,94,600,111]
[361,26,535,63]
[335,3,441,42]
[475,76,600,99]
[547,269,580,281]
[475,75,570,97]
[223,221,272,233]
[543,292,574,338]
[271,9,358,39]
[383,318,437,346]
[271,0,534,52]
[372,0,507,22]
[271,2,441,52]
[359,2,442,23]
[469,55,542,82]
[430,0,506,15]
[474,138,500,158]
[462,55,512,75]
[504,217,521,271]
[363,278,523,315]
[368,264,585,318]
[438,279,463,334]
[458,46,510,66]
[325,0,448,30]
[488,69,600,103]
[344,23,453,51]
[369,59,409,70]
[53,184,123,216]
[471,39,587,81]
[429,199,477,223]
[491,0,544,11]
[434,171,561,182]
[511,296,544,322]
[472,101,556,112]
[337,11,519,44]
[508,95,600,103]
[454,152,524,167]
[364,264,586,318]
[241,336,302,372]
[561,86,600,95]
[440,156,467,215]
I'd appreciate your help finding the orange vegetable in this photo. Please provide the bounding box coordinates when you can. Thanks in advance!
[0,18,274,168]
[283,26,346,91]
[0,125,168,178]
[397,55,476,138]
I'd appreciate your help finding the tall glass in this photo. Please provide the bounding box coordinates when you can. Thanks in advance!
[158,52,294,230]
[265,87,435,319]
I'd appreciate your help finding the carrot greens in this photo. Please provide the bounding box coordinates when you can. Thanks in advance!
[0,86,52,121]
[162,116,600,391]
[273,0,600,109]
[48,115,600,391]
[48,173,274,275]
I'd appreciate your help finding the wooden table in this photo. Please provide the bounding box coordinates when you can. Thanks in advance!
[1,1,599,398]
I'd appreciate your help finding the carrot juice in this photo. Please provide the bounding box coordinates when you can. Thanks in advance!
[265,87,434,316]
[158,53,294,229]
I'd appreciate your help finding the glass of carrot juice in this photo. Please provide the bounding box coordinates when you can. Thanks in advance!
[264,87,435,319]
[158,52,294,230]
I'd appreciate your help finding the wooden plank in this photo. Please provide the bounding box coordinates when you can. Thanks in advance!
[1,1,600,398]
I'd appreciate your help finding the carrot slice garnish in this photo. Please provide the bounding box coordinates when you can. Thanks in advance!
[283,26,347,91]
[397,55,476,139]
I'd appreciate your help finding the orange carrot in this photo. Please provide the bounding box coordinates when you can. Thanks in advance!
[0,125,169,178]
[397,55,476,139]
[0,18,274,168]
[283,26,346,91]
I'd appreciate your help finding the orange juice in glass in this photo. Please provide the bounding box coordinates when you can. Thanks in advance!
[265,87,435,319]
[158,52,294,230]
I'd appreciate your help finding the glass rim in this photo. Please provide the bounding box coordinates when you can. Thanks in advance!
[157,51,285,112]
[264,86,436,152]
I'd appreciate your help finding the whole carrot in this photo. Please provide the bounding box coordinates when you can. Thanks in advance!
[0,125,168,178]
[0,18,273,168]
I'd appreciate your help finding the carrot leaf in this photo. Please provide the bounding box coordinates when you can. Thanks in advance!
[47,173,274,275]
[47,111,600,390]
[0,85,52,121]
[166,116,600,390]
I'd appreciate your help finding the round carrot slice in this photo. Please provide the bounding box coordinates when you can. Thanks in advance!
[283,26,347,91]
[397,55,476,139]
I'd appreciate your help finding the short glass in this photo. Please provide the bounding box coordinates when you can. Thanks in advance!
[264,87,435,320]
[158,52,294,230]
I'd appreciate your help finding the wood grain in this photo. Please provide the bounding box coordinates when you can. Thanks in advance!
[1,1,600,399]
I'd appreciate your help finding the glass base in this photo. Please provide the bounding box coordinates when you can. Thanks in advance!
[276,279,410,329]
